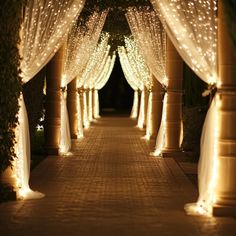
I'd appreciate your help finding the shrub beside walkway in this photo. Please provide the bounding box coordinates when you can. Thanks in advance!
[0,117,236,236]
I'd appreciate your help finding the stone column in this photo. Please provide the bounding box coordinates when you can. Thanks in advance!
[45,47,64,155]
[213,0,236,217]
[67,78,78,139]
[163,37,183,155]
[150,76,164,139]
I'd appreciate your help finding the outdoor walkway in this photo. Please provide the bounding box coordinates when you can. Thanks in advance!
[1,116,236,236]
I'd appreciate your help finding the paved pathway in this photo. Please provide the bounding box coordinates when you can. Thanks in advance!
[1,116,236,236]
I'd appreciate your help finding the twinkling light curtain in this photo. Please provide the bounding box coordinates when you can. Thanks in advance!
[83,33,110,90]
[124,36,152,138]
[82,33,110,121]
[150,0,217,84]
[118,50,141,120]
[94,53,116,118]
[126,8,167,144]
[126,7,167,86]
[60,11,108,154]
[150,0,218,215]
[118,46,145,127]
[118,47,143,91]
[75,33,110,124]
[16,0,85,199]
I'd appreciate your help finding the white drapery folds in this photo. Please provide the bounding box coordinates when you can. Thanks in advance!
[118,46,145,128]
[94,52,116,118]
[82,33,111,121]
[16,0,85,199]
[75,32,111,122]
[60,11,108,154]
[118,48,142,120]
[123,36,152,132]
[151,0,218,215]
[126,8,167,147]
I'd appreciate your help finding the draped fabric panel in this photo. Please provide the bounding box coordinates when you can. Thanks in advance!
[118,46,145,123]
[94,53,116,90]
[93,53,116,118]
[126,8,167,86]
[150,0,218,84]
[118,47,142,91]
[123,37,153,135]
[15,0,85,199]
[21,0,85,83]
[126,8,167,143]
[60,11,108,154]
[151,0,218,215]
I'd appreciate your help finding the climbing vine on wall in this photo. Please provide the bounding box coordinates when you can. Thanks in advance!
[0,1,25,172]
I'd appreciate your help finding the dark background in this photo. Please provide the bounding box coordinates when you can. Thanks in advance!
[99,54,133,115]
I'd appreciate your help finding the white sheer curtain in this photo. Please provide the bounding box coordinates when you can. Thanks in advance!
[150,0,218,215]
[124,36,153,138]
[82,33,111,121]
[118,46,145,128]
[75,33,110,122]
[126,8,167,146]
[118,49,140,120]
[60,11,108,154]
[16,0,85,199]
[94,53,116,118]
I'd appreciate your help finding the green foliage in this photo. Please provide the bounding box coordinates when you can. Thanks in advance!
[0,1,25,172]
[222,0,236,49]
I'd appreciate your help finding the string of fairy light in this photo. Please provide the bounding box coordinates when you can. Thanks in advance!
[21,0,85,83]
[150,0,218,85]
[126,6,167,87]
[63,10,109,88]
[82,33,111,89]
[118,46,143,92]
[124,36,152,91]
[95,52,116,90]
[15,0,85,199]
[150,0,218,215]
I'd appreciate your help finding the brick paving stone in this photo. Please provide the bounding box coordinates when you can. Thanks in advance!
[0,116,236,236]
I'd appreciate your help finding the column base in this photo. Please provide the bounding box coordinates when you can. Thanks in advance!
[162,148,183,158]
[71,134,78,139]
[213,204,236,217]
[45,147,59,155]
